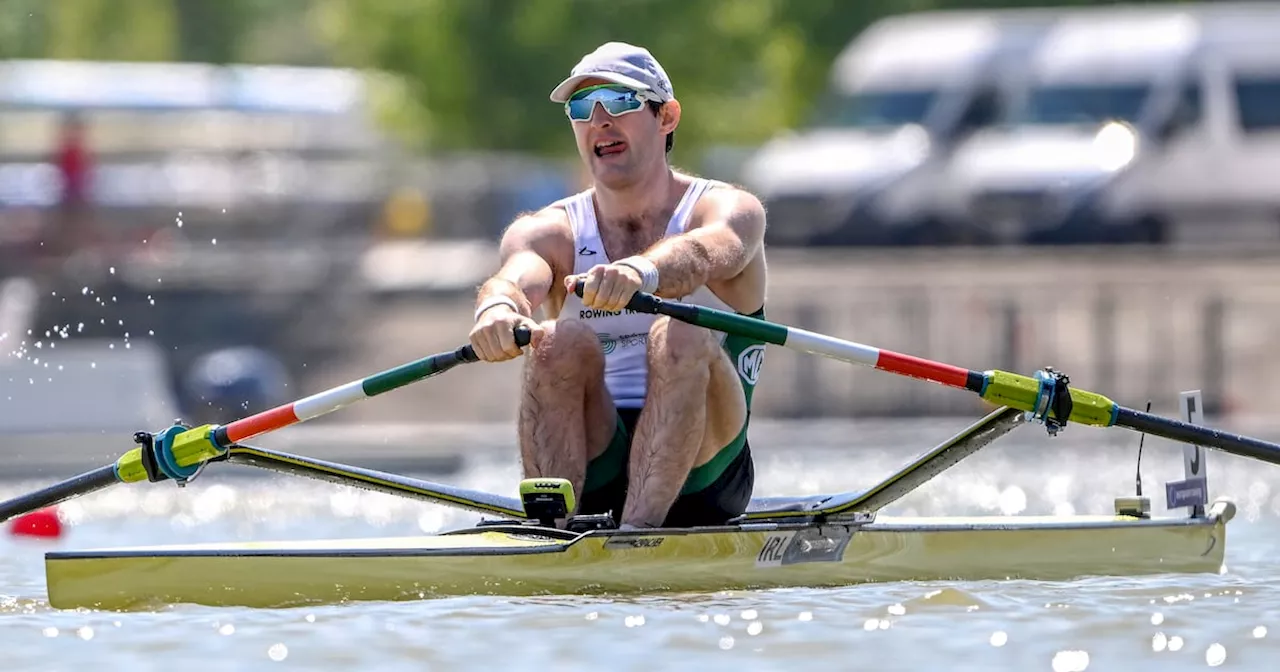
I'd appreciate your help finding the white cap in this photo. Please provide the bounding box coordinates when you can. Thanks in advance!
[549,42,674,103]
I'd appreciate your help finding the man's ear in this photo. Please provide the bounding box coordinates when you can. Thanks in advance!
[660,99,681,135]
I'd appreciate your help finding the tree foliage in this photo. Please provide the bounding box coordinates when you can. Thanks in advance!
[2,0,1182,162]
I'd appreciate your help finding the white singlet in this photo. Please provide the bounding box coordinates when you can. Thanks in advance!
[555,177,738,408]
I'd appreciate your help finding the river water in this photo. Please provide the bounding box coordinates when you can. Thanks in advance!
[3,418,1280,671]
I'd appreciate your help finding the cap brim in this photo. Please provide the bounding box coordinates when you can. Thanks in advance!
[549,72,653,103]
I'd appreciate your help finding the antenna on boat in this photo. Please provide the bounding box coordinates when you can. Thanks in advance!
[1134,400,1151,497]
[1116,400,1154,518]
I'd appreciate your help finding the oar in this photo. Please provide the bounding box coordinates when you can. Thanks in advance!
[573,283,1280,466]
[0,329,530,524]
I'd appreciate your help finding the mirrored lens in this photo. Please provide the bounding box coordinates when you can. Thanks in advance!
[565,89,644,120]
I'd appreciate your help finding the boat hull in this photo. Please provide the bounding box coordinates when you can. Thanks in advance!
[45,506,1232,610]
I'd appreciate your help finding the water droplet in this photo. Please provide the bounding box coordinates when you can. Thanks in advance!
[887,603,906,616]
[305,614,316,623]
[1152,632,1168,651]
[211,238,217,245]
[1206,643,1226,667]
[746,621,763,636]
[42,627,58,638]
[990,631,1008,647]
[624,615,645,628]
[797,611,813,622]
[109,267,115,275]
[740,609,758,620]
[1169,636,1184,651]
[77,626,94,641]
[90,362,96,369]
[148,330,155,336]
[81,286,89,295]
[1151,612,1164,625]
[718,636,734,650]
[267,643,288,661]
[219,624,234,635]
[585,612,598,621]
[1253,625,1267,638]
[1050,650,1090,672]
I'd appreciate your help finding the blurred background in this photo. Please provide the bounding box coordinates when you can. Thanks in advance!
[3,0,1280,475]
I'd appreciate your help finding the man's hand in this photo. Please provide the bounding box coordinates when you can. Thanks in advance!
[566,263,644,313]
[469,304,544,362]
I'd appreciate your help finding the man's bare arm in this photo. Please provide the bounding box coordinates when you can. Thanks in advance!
[475,208,572,318]
[637,187,766,298]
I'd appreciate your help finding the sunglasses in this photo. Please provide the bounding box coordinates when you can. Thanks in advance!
[564,84,662,122]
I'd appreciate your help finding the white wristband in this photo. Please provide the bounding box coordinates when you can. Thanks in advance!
[474,295,519,321]
[617,256,659,294]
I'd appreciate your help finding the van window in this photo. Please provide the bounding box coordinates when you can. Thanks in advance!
[810,89,937,129]
[1235,77,1280,132]
[1016,84,1151,125]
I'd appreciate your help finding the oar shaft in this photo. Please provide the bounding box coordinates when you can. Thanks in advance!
[640,290,983,391]
[0,465,117,524]
[1115,407,1280,466]
[0,332,525,525]
[222,345,480,445]
[600,286,1280,467]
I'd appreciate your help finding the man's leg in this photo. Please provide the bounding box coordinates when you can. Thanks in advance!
[621,317,748,528]
[518,318,618,509]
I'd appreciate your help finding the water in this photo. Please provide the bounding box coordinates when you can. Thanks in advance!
[4,418,1280,671]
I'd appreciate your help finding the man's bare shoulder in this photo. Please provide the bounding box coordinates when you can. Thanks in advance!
[692,181,767,238]
[499,205,574,258]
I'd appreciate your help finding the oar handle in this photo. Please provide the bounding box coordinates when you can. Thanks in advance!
[458,326,533,363]
[572,279,665,314]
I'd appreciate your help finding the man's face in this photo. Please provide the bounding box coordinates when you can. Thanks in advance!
[566,78,674,188]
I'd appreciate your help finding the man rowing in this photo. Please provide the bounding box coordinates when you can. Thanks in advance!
[468,42,769,529]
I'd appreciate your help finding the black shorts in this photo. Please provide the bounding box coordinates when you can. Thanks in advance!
[576,407,755,528]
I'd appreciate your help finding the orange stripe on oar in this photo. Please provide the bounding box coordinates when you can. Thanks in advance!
[223,404,299,444]
[876,350,973,389]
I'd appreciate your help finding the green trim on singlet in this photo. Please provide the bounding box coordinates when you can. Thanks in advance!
[582,306,767,496]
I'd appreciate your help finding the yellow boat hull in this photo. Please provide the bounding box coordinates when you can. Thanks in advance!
[45,502,1233,611]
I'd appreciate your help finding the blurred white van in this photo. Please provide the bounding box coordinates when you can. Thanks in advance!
[943,2,1280,245]
[741,9,1055,246]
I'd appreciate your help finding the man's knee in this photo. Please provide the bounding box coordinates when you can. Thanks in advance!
[647,317,721,369]
[527,319,603,371]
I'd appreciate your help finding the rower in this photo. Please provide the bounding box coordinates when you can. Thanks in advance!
[468,41,770,530]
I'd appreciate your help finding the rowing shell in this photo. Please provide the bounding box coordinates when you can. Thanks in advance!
[45,505,1232,611]
[41,407,1236,611]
